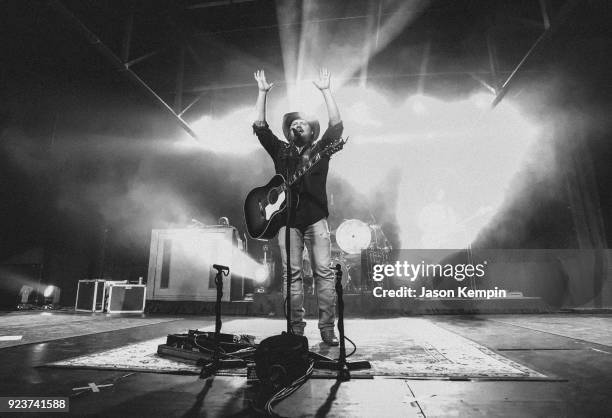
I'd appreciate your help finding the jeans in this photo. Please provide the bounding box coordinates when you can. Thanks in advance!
[278,218,336,333]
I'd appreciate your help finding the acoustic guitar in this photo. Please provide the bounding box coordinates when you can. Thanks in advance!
[244,137,347,239]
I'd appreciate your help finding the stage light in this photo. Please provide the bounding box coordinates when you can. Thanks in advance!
[43,285,55,298]
[471,92,492,109]
[276,0,426,101]
[19,285,34,302]
[42,285,61,309]
[17,285,35,310]
[254,265,270,284]
[171,229,267,282]
[190,107,260,155]
[410,95,428,115]
[327,88,539,248]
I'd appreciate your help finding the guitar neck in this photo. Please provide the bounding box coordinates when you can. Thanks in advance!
[279,137,345,191]
[279,153,323,191]
[289,154,322,185]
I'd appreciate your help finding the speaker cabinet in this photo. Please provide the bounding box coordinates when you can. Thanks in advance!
[107,283,146,313]
[146,227,245,302]
[75,279,106,312]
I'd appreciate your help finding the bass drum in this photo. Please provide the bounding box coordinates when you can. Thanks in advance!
[335,219,372,255]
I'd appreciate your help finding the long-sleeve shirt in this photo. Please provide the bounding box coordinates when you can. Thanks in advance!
[252,120,344,231]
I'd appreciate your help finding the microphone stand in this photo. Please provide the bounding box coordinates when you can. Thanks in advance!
[199,264,246,378]
[314,265,371,380]
[282,134,296,334]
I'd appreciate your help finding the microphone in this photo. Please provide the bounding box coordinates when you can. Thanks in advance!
[291,127,301,137]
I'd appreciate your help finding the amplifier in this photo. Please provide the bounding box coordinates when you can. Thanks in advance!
[107,283,146,313]
[146,227,245,302]
[75,280,106,312]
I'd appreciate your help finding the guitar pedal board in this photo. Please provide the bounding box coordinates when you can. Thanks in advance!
[157,330,257,364]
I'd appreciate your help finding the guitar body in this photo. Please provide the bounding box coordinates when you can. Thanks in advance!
[244,174,299,240]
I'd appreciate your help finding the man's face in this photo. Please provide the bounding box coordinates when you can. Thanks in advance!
[289,119,313,146]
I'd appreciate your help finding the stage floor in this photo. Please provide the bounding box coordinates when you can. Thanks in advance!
[1,311,611,417]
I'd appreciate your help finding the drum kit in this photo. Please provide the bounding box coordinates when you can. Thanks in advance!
[330,219,392,293]
[301,219,390,294]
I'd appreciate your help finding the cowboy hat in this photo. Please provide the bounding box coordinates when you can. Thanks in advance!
[282,112,320,142]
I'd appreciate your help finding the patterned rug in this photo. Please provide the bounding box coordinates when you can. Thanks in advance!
[0,312,180,349]
[44,318,550,379]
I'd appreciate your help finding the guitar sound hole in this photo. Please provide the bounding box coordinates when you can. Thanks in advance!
[268,188,279,204]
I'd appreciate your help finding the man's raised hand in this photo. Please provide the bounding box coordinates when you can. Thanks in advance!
[314,67,341,125]
[313,67,331,91]
[254,70,274,92]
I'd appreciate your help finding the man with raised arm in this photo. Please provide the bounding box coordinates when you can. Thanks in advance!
[252,68,343,346]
